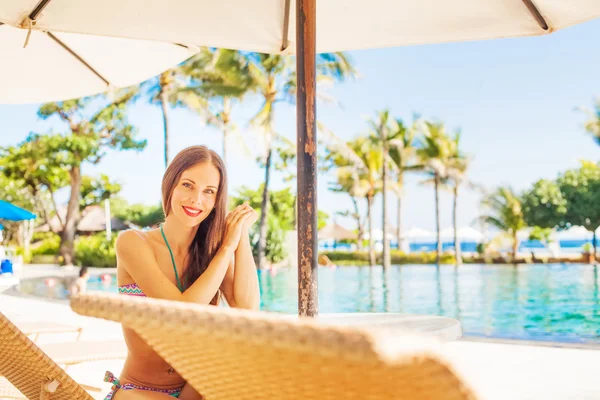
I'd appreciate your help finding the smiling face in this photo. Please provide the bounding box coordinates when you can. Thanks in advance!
[168,162,221,227]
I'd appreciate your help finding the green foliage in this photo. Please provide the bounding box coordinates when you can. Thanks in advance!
[416,121,455,178]
[2,92,145,263]
[317,210,329,231]
[476,242,486,255]
[231,185,293,263]
[0,134,68,195]
[80,175,122,209]
[0,174,42,244]
[555,161,600,231]
[114,201,165,228]
[480,187,526,234]
[522,179,567,229]
[321,251,456,265]
[31,232,116,268]
[181,49,257,100]
[231,185,329,264]
[528,226,554,244]
[523,161,600,233]
[268,187,296,230]
[580,100,600,146]
[251,217,287,264]
[31,233,61,256]
[74,234,117,268]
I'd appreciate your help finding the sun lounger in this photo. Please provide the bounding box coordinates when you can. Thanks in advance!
[71,292,478,400]
[0,312,126,399]
[17,321,84,342]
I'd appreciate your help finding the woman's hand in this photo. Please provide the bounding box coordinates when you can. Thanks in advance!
[222,203,255,251]
[240,203,258,232]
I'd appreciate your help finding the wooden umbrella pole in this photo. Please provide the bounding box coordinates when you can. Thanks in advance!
[296,0,318,317]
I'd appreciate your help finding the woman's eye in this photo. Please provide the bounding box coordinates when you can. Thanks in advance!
[183,182,192,189]
[205,189,215,194]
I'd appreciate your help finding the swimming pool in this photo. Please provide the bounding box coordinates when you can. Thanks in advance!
[17,263,600,344]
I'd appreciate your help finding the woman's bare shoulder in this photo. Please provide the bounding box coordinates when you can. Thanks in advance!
[115,229,164,268]
[116,228,160,250]
[116,229,160,281]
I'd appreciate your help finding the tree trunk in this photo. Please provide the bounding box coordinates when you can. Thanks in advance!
[396,174,404,251]
[396,194,402,251]
[453,185,462,265]
[366,194,376,267]
[60,166,82,266]
[351,197,363,250]
[382,150,391,269]
[22,220,34,260]
[512,232,519,263]
[160,90,170,168]
[222,126,228,165]
[434,175,441,265]
[256,148,273,270]
[222,97,231,165]
[594,231,597,263]
[34,191,57,233]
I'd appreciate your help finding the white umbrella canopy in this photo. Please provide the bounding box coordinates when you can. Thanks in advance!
[403,227,435,240]
[2,0,600,54]
[555,225,592,240]
[439,227,483,242]
[5,0,600,316]
[0,20,197,104]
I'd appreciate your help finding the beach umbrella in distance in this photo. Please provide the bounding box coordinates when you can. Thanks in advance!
[319,222,355,242]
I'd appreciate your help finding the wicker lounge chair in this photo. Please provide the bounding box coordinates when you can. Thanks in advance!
[71,292,478,400]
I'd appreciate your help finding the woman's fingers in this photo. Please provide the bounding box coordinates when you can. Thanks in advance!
[231,209,254,226]
[226,204,253,227]
[226,204,246,222]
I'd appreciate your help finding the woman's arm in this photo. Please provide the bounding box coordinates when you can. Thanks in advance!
[221,205,260,310]
[117,205,253,304]
[116,230,235,304]
[231,227,260,309]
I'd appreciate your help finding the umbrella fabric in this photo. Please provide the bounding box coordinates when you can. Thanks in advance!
[0,21,196,104]
[0,200,36,221]
[3,1,599,55]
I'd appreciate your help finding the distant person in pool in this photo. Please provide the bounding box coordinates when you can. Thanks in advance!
[105,145,260,400]
[68,266,90,297]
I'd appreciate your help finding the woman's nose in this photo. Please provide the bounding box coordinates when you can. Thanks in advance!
[192,193,205,206]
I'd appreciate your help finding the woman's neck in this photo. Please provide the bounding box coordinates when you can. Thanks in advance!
[161,216,199,255]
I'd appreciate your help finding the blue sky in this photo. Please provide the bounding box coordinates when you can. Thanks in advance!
[2,19,600,233]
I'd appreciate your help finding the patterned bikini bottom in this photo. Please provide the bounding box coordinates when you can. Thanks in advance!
[103,371,183,399]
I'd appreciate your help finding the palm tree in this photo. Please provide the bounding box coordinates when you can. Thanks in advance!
[416,120,454,264]
[248,53,355,269]
[179,49,256,165]
[387,118,420,252]
[329,168,368,249]
[144,67,188,168]
[367,110,397,269]
[327,136,382,266]
[446,132,470,265]
[579,99,600,145]
[479,187,526,262]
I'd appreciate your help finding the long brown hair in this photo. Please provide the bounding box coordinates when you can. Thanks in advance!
[161,145,228,305]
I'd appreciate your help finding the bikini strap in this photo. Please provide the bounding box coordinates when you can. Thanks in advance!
[160,225,183,292]
[104,371,121,389]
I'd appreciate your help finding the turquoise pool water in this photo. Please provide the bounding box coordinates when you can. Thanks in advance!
[18,264,600,344]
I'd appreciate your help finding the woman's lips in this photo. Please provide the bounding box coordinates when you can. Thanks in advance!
[182,206,202,217]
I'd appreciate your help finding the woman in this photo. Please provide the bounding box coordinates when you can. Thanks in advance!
[105,145,260,399]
